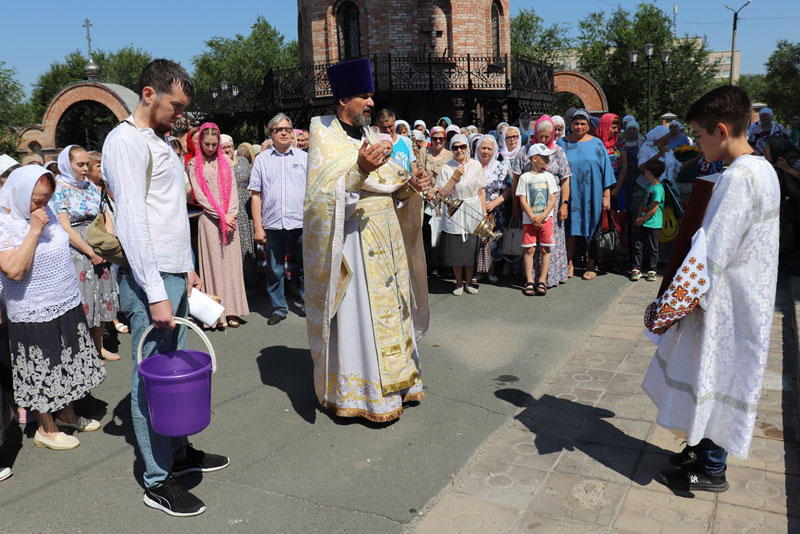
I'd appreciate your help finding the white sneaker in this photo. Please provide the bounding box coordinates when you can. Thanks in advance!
[0,467,11,482]
[55,416,101,432]
[464,285,479,295]
[33,430,80,450]
[452,286,464,296]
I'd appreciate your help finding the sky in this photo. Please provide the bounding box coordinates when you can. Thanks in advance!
[2,0,798,97]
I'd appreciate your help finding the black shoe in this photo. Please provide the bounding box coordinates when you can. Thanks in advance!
[297,308,306,318]
[267,312,286,325]
[658,467,729,493]
[669,443,699,468]
[172,443,230,477]
[143,475,206,517]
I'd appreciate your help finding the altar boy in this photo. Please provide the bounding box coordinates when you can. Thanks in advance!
[642,86,780,493]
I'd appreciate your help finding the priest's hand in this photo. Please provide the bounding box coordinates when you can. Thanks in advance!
[358,141,386,173]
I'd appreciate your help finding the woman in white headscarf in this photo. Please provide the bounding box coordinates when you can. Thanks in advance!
[394,120,411,138]
[435,134,486,295]
[748,107,790,155]
[50,145,119,362]
[551,116,566,143]
[474,134,511,281]
[636,125,681,187]
[0,165,105,450]
[413,120,430,144]
[501,126,522,163]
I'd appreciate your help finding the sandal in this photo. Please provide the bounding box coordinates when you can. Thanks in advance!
[582,270,597,280]
[113,322,129,334]
[534,282,547,295]
[227,319,240,328]
[523,282,536,296]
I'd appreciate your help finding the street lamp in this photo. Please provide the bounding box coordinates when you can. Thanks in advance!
[629,44,671,131]
[725,1,751,85]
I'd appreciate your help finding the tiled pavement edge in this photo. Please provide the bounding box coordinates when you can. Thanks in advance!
[411,277,800,534]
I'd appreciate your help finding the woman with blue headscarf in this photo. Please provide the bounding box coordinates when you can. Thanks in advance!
[558,109,616,280]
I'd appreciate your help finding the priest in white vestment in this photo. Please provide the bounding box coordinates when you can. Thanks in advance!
[643,86,780,493]
[304,59,429,423]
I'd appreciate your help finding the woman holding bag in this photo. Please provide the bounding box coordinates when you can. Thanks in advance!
[557,110,616,280]
[187,123,249,329]
[51,145,120,362]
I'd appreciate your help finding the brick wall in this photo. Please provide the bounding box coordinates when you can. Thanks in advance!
[298,0,510,63]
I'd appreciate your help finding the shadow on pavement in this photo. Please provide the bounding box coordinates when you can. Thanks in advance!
[496,389,670,488]
[257,345,317,424]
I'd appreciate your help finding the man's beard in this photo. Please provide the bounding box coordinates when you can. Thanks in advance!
[354,108,371,128]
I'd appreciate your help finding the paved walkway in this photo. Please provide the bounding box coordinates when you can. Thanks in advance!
[413,278,799,533]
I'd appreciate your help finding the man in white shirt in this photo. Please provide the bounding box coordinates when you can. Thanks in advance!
[103,59,228,517]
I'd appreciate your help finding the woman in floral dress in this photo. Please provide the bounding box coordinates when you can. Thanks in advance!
[50,145,119,362]
[221,134,255,285]
[474,134,511,281]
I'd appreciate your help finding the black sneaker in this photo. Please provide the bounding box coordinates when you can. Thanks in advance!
[172,443,230,477]
[659,467,729,493]
[267,312,286,325]
[143,475,206,517]
[669,443,699,468]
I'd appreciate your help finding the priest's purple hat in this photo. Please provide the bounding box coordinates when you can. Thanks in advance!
[326,59,374,101]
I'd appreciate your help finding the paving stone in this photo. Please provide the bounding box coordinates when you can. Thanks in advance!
[613,487,715,534]
[606,372,646,395]
[452,458,547,509]
[757,387,798,414]
[619,354,653,376]
[753,411,800,442]
[644,425,687,455]
[712,502,790,534]
[597,313,643,327]
[576,415,652,450]
[516,406,587,441]
[510,513,608,533]
[727,436,800,475]
[416,493,521,534]
[593,392,658,422]
[535,388,603,414]
[582,336,636,356]
[485,424,565,471]
[567,351,627,372]
[553,441,640,483]
[548,365,615,392]
[718,466,800,517]
[591,324,643,340]
[525,472,627,526]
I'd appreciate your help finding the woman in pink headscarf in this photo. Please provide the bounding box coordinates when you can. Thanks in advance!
[187,123,250,328]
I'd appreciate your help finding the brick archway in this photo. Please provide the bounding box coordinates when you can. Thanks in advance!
[17,81,139,160]
[553,70,608,114]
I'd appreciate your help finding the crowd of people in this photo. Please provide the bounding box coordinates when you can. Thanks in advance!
[0,54,797,515]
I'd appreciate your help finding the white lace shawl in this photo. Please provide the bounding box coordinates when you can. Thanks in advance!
[0,210,82,323]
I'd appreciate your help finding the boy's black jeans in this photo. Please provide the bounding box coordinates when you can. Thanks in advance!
[632,226,660,272]
[696,438,728,476]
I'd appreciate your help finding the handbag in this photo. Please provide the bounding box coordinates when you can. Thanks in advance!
[501,218,523,260]
[87,141,152,265]
[589,209,623,264]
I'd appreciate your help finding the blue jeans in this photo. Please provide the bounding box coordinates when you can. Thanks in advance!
[696,438,728,476]
[265,228,304,317]
[118,270,189,489]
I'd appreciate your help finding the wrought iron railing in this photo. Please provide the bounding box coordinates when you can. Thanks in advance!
[190,53,553,118]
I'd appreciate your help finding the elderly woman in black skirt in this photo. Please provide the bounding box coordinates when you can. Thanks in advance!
[0,166,105,451]
[434,134,487,295]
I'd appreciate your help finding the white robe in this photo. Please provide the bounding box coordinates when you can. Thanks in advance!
[642,154,780,458]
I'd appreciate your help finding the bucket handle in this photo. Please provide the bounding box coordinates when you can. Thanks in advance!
[136,317,217,374]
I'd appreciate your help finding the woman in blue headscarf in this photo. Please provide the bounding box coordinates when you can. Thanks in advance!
[557,110,616,280]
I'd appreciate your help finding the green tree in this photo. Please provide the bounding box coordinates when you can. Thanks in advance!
[574,3,717,129]
[510,8,572,65]
[30,46,153,120]
[0,61,34,155]
[736,74,768,104]
[763,40,800,121]
[192,15,297,93]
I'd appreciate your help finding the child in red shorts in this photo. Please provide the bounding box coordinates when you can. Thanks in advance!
[517,143,559,296]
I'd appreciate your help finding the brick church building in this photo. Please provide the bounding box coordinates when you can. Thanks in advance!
[272,0,554,128]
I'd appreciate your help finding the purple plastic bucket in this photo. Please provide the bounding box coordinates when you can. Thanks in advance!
[138,350,212,437]
[136,317,217,437]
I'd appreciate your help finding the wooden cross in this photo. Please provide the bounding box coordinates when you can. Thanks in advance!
[83,18,93,57]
